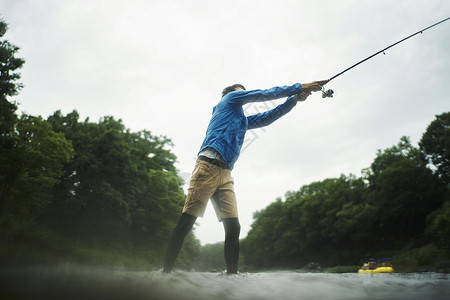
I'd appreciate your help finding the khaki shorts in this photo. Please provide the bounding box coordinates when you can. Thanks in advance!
[182,159,238,221]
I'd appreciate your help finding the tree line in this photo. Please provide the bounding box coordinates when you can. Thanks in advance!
[0,20,198,267]
[240,114,450,269]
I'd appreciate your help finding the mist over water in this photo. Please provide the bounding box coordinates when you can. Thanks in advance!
[155,271,450,300]
[1,265,449,300]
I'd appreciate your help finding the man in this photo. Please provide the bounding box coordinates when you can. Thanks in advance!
[163,80,327,274]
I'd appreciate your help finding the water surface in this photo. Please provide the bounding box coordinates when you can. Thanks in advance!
[1,266,449,300]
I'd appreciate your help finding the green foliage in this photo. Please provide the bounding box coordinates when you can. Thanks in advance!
[242,115,449,270]
[375,159,444,242]
[426,200,450,251]
[0,20,24,100]
[45,110,190,251]
[0,114,74,218]
[0,19,24,142]
[363,136,446,243]
[243,175,372,268]
[389,244,448,272]
[0,19,26,211]
[365,136,426,187]
[325,265,359,273]
[420,112,450,184]
[1,109,197,267]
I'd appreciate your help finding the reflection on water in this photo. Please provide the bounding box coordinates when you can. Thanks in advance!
[1,265,449,300]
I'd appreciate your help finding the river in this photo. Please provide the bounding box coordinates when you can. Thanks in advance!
[1,265,449,300]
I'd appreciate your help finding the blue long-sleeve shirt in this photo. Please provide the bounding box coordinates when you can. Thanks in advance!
[199,83,302,170]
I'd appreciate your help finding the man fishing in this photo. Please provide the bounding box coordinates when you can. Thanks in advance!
[163,80,328,274]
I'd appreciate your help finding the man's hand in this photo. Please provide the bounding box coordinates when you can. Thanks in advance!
[301,80,329,92]
[293,80,328,101]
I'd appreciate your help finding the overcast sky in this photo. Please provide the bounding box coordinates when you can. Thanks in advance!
[1,0,449,245]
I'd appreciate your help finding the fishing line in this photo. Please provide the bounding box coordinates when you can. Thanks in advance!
[321,17,450,98]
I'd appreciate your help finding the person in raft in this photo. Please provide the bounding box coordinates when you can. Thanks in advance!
[163,80,328,274]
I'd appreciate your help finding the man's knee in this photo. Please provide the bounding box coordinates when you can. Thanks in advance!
[174,213,197,235]
[223,218,241,238]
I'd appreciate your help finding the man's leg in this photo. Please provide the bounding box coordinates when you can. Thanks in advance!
[163,213,197,273]
[222,218,241,274]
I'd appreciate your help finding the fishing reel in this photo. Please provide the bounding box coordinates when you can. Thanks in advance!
[322,87,334,98]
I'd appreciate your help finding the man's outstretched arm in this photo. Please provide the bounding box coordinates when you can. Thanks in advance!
[226,83,302,106]
[247,80,327,129]
[226,80,327,105]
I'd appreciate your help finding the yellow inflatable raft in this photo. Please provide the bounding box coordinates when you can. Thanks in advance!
[358,267,394,274]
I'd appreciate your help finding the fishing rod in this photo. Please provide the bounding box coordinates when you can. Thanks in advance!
[321,16,450,98]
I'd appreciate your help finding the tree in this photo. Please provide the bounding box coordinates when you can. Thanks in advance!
[365,136,425,188]
[0,115,74,217]
[426,201,450,251]
[420,112,450,252]
[46,111,189,250]
[242,198,289,268]
[0,19,24,134]
[0,21,73,217]
[376,159,444,242]
[366,136,445,243]
[420,112,450,185]
[242,175,372,269]
[0,19,26,206]
[243,136,447,270]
